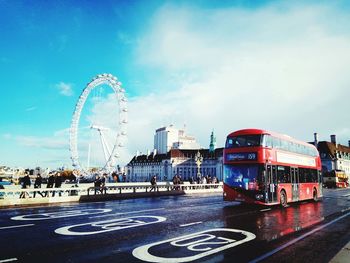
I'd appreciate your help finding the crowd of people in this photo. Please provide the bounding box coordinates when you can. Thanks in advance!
[19,171,65,199]
[13,170,220,199]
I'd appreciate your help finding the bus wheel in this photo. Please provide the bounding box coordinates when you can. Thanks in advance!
[280,190,287,208]
[313,189,318,202]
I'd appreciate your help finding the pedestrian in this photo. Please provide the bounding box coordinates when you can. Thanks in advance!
[52,172,62,197]
[94,175,101,195]
[45,172,55,197]
[33,174,44,198]
[19,172,31,199]
[150,176,157,192]
[101,174,107,194]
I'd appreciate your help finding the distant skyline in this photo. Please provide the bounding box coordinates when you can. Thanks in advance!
[1,0,350,168]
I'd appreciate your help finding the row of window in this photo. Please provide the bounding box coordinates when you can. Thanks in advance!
[276,166,320,183]
[226,134,319,157]
[264,135,319,157]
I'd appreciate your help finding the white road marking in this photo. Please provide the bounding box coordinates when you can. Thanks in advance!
[0,224,34,230]
[260,208,271,212]
[180,221,203,227]
[341,207,350,213]
[133,228,256,262]
[0,258,17,262]
[341,194,350,197]
[11,208,111,221]
[249,211,350,263]
[55,215,166,236]
[88,208,165,218]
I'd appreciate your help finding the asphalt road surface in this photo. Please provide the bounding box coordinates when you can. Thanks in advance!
[0,188,349,263]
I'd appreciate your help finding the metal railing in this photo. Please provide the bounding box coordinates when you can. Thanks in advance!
[86,182,223,196]
[0,182,223,206]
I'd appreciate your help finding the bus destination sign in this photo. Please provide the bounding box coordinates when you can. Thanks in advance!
[226,152,257,161]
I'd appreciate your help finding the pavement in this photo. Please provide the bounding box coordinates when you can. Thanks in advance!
[330,241,350,263]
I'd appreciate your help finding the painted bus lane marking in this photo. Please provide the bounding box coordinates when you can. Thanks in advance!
[0,258,17,263]
[89,208,166,219]
[55,215,166,236]
[0,224,34,230]
[132,228,256,262]
[11,209,112,221]
[180,221,203,227]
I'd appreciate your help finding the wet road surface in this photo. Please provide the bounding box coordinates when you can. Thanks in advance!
[0,188,349,262]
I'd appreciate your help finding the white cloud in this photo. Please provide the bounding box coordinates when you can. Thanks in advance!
[56,82,74,96]
[2,133,12,139]
[16,133,69,150]
[129,2,350,147]
[25,106,37,112]
[75,2,350,168]
[7,2,350,169]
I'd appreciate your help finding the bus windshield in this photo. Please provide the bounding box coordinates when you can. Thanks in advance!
[226,135,262,148]
[224,164,262,189]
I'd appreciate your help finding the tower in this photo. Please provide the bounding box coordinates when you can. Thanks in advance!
[209,130,216,154]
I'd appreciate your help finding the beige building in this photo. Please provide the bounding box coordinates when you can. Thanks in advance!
[126,148,223,182]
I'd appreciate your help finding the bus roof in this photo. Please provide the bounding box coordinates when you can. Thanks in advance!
[227,128,317,150]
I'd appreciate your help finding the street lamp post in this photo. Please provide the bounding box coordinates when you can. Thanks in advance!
[194,151,203,181]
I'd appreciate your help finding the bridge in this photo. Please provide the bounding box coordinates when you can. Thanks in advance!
[0,186,349,262]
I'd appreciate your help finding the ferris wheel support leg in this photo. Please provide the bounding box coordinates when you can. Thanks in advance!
[98,131,109,164]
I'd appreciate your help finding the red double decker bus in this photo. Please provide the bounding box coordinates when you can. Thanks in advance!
[223,129,322,207]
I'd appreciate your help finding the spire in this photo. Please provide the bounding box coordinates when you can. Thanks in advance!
[209,130,216,154]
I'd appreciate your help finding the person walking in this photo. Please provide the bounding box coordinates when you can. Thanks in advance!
[52,172,62,197]
[150,176,157,192]
[44,172,55,197]
[19,172,31,198]
[94,175,101,195]
[33,174,44,198]
[100,174,107,194]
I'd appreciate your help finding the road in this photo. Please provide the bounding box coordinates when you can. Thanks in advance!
[0,188,349,263]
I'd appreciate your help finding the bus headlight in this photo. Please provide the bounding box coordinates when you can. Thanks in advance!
[255,194,263,200]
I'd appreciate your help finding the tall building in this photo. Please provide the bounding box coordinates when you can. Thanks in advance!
[128,125,221,182]
[154,125,200,154]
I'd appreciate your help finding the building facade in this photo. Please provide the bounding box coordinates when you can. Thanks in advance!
[314,134,350,177]
[126,148,223,182]
[154,125,200,154]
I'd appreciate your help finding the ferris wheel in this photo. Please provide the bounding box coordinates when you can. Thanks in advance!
[69,73,128,175]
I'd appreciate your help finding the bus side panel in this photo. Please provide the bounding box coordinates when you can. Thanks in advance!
[299,183,317,200]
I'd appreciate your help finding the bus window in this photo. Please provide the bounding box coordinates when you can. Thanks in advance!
[226,135,262,148]
[277,166,291,183]
[262,135,272,147]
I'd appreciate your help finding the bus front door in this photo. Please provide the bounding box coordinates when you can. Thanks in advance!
[291,167,299,201]
[267,165,277,203]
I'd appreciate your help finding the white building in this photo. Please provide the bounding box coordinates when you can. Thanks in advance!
[154,125,200,154]
[126,148,223,183]
[316,135,350,177]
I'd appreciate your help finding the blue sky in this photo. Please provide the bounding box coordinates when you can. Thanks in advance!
[1,0,350,168]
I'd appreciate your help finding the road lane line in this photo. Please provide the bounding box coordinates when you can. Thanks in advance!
[0,224,34,230]
[249,211,350,263]
[341,207,350,213]
[0,258,17,262]
[260,208,271,212]
[88,208,165,218]
[180,221,203,227]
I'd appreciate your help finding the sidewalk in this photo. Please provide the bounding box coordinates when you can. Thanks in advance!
[330,241,350,263]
